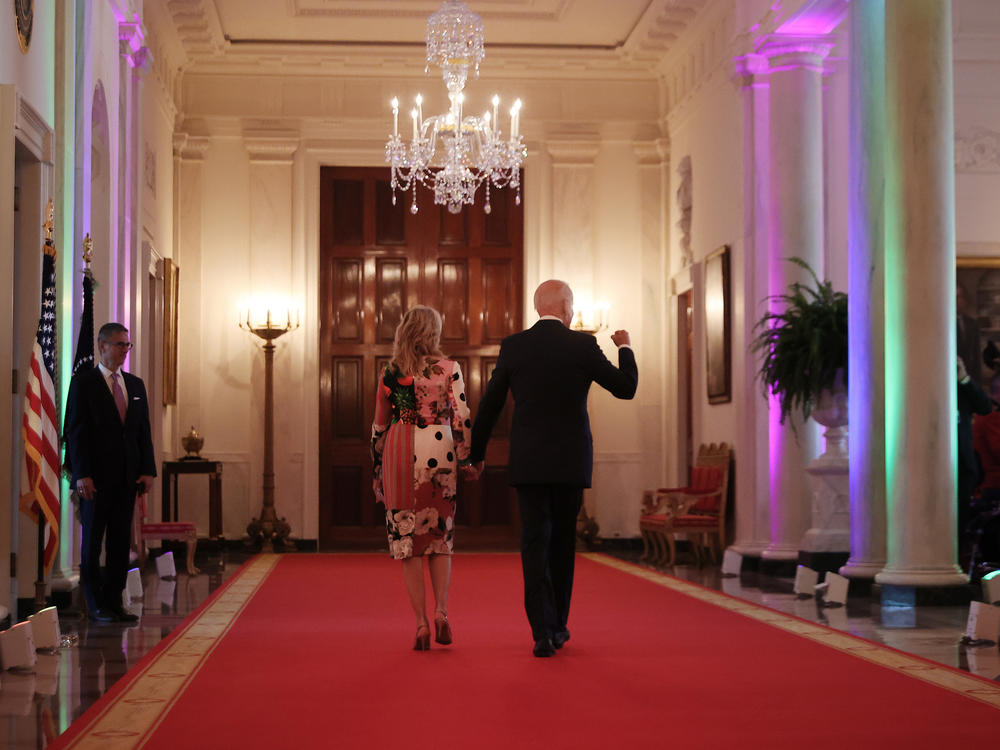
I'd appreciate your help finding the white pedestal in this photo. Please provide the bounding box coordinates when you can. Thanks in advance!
[802,422,850,555]
[803,455,851,553]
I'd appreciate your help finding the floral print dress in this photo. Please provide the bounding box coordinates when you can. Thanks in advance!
[371,358,471,559]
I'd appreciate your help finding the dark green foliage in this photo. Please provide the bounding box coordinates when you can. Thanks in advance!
[751,257,848,425]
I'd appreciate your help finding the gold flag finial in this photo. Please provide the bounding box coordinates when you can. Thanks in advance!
[42,200,55,257]
[82,233,93,269]
[43,200,54,240]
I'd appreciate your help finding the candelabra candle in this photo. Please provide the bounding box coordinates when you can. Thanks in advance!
[411,110,418,140]
[391,97,398,136]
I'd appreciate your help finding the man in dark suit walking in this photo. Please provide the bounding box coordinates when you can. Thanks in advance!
[64,323,156,623]
[469,280,638,656]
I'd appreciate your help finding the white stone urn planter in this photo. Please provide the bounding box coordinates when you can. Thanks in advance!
[801,382,850,557]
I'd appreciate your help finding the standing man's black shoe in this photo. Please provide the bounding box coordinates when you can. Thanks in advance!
[533,638,556,657]
[110,606,139,623]
[91,609,117,623]
[552,629,570,649]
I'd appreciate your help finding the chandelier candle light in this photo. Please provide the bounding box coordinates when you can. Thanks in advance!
[386,0,526,215]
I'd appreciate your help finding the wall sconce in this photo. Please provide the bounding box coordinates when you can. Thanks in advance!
[570,301,610,335]
[239,304,300,551]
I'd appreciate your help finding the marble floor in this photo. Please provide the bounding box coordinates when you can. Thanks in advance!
[1,548,997,748]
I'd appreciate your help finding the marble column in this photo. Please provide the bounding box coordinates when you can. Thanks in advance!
[52,0,80,592]
[842,0,887,580]
[731,53,771,559]
[876,0,966,587]
[758,36,831,565]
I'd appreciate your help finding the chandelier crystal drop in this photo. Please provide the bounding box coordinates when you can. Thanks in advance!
[386,0,526,215]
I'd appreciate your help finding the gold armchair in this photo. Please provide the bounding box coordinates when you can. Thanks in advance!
[639,443,731,566]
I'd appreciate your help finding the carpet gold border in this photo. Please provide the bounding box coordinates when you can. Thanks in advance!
[585,553,1000,711]
[64,554,281,750]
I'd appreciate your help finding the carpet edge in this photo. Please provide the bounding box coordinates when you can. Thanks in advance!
[583,553,1000,711]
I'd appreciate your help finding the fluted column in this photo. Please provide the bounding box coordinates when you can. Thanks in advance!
[731,53,771,558]
[759,37,832,564]
[842,0,887,580]
[876,0,966,587]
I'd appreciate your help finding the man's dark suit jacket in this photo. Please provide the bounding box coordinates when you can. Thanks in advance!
[470,320,638,487]
[64,367,157,490]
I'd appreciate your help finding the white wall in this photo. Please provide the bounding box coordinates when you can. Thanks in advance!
[663,3,745,478]
[954,0,1000,251]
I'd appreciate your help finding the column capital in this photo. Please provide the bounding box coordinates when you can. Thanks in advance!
[119,16,151,71]
[756,34,835,73]
[546,138,600,167]
[173,133,210,161]
[243,129,300,164]
[633,138,669,166]
[733,53,770,81]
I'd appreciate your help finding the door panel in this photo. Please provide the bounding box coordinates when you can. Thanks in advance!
[319,167,523,550]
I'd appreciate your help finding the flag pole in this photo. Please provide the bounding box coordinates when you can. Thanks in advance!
[34,201,56,613]
[35,515,47,611]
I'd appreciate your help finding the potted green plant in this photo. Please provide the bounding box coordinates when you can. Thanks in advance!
[751,257,848,427]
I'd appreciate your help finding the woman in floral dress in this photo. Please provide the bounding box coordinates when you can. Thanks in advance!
[371,306,471,650]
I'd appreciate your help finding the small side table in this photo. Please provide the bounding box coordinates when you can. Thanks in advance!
[161,459,224,538]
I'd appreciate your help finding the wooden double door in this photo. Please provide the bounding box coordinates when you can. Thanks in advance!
[318,167,523,550]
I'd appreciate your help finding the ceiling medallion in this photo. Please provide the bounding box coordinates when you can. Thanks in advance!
[386,0,526,215]
[14,0,33,53]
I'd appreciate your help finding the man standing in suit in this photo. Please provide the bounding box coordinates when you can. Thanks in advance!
[469,280,637,656]
[64,323,156,623]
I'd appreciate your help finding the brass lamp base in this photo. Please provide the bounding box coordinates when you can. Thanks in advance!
[246,512,293,553]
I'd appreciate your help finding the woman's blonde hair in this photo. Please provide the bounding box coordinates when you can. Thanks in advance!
[391,305,444,375]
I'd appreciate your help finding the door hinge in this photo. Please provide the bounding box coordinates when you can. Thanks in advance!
[10,552,15,578]
[11,368,17,394]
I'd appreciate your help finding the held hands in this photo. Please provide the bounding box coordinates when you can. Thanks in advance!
[139,475,155,495]
[461,461,485,481]
[611,329,631,347]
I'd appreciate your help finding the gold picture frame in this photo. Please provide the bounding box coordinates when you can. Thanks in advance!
[163,258,179,405]
[705,245,731,405]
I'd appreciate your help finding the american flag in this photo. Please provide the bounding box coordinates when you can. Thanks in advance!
[19,204,60,574]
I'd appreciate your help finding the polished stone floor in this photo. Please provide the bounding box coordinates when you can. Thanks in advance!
[1,548,997,748]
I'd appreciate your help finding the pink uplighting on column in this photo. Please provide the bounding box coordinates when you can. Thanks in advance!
[776,0,849,36]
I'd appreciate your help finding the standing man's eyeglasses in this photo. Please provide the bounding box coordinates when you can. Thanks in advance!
[108,342,133,351]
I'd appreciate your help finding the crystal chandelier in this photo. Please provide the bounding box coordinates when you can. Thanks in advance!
[386,0,526,215]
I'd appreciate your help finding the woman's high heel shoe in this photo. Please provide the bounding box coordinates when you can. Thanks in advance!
[414,624,430,651]
[434,613,453,645]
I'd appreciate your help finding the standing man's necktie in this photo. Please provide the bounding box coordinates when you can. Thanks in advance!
[112,373,127,423]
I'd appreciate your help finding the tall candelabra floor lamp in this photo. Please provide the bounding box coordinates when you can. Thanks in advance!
[240,308,299,552]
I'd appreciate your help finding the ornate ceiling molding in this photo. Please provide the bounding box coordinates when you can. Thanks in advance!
[165,0,227,61]
[289,0,575,24]
[163,0,710,81]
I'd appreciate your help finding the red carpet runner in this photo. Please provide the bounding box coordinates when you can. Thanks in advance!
[54,554,1000,749]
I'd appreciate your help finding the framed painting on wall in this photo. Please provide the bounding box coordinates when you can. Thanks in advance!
[162,257,179,405]
[957,255,1000,395]
[705,244,731,404]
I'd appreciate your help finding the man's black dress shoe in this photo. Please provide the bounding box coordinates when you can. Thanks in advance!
[91,609,117,623]
[533,638,556,657]
[109,606,139,623]
[552,629,570,649]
